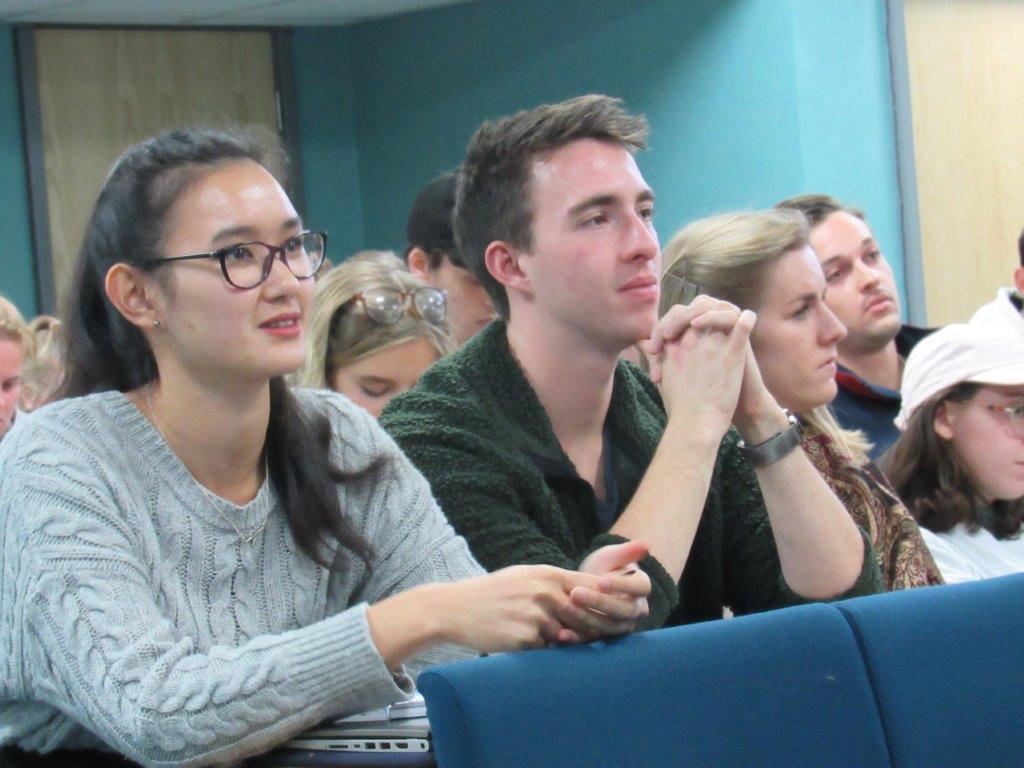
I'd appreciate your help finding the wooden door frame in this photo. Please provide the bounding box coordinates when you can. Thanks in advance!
[14,26,53,315]
[15,24,305,315]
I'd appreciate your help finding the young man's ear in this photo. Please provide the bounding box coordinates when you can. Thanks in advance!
[933,401,956,441]
[1013,266,1024,297]
[484,241,531,297]
[407,247,433,280]
[104,263,163,331]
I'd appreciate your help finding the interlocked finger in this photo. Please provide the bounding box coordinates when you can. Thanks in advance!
[571,586,646,621]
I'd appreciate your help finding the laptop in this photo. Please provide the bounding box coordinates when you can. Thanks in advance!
[284,716,430,753]
[253,695,435,767]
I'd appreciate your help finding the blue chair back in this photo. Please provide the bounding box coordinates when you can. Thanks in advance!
[837,574,1024,768]
[420,603,891,768]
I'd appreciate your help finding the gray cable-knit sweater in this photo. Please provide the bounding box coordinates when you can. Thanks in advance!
[0,389,482,767]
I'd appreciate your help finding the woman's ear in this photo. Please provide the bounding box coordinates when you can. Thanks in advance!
[407,247,432,280]
[105,264,163,331]
[933,401,956,441]
[484,241,531,296]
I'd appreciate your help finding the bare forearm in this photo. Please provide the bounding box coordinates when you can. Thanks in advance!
[739,411,865,599]
[609,421,721,580]
[366,584,450,671]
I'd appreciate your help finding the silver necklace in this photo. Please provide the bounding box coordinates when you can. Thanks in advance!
[145,383,268,546]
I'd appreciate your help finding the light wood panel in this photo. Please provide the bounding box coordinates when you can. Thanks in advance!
[904,0,1024,324]
[35,28,278,309]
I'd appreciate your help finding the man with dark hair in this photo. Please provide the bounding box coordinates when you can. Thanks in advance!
[777,194,930,458]
[382,96,880,630]
[405,171,496,345]
[970,225,1024,335]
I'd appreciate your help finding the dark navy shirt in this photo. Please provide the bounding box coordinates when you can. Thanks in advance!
[530,420,621,532]
[830,325,933,460]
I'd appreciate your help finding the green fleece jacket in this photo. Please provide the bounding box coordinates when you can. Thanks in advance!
[380,322,882,628]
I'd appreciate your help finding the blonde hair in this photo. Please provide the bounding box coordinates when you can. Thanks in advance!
[295,250,456,389]
[661,210,871,460]
[0,295,32,355]
[23,315,65,410]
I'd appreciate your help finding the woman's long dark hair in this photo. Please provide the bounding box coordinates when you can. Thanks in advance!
[880,383,1024,540]
[61,126,373,570]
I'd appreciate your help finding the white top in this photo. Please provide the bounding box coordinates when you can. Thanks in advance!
[971,287,1024,336]
[920,524,1024,584]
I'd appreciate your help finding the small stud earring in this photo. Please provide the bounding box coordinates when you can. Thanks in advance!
[152,319,161,328]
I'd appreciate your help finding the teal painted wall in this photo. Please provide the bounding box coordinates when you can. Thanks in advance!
[790,0,905,302]
[347,0,805,251]
[0,2,905,309]
[0,26,36,316]
[292,27,365,263]
[295,0,905,302]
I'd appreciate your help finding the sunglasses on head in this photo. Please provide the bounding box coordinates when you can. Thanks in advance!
[661,271,702,306]
[347,287,448,326]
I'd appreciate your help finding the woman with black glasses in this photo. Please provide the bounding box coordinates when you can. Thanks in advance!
[296,250,455,417]
[0,127,651,767]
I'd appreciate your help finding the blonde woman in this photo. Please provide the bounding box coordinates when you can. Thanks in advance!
[661,209,941,590]
[0,296,31,439]
[22,315,65,411]
[297,250,455,417]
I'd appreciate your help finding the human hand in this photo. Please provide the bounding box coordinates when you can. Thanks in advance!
[644,297,751,383]
[438,564,646,653]
[733,341,790,443]
[654,301,756,438]
[564,540,653,643]
[578,539,649,576]
[737,340,774,419]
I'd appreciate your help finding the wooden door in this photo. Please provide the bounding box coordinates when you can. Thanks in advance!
[34,27,279,309]
[904,0,1024,324]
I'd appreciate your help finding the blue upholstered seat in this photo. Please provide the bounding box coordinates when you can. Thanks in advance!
[837,573,1024,768]
[420,603,891,768]
[421,575,1024,767]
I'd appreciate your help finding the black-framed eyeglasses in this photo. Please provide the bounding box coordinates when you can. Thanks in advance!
[133,231,328,289]
[348,287,448,325]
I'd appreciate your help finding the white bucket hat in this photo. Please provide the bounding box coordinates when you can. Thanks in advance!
[895,323,1024,430]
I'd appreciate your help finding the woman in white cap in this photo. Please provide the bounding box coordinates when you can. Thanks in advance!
[880,323,1024,583]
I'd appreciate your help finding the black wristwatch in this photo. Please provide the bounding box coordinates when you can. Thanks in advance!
[737,410,802,468]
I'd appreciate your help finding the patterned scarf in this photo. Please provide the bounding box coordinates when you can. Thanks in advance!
[801,424,944,590]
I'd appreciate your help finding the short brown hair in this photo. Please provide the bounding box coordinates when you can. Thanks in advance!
[775,193,866,229]
[454,95,649,320]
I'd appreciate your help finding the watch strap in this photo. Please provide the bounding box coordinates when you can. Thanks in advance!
[738,411,802,468]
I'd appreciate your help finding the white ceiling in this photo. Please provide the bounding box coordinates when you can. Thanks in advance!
[0,0,474,27]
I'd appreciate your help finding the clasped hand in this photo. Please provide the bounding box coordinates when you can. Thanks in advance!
[453,540,652,653]
[642,296,772,435]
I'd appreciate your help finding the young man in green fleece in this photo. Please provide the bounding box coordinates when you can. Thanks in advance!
[380,95,882,629]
